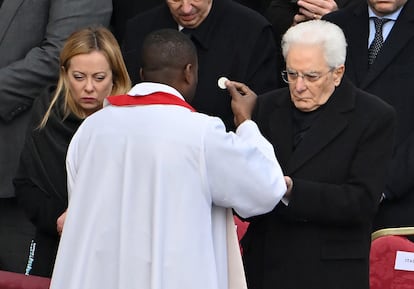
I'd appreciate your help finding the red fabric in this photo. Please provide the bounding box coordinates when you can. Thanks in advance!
[234,216,249,255]
[0,270,50,289]
[370,235,414,289]
[107,92,196,112]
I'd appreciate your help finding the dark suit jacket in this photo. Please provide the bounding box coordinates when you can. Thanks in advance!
[242,79,396,289]
[235,0,271,14]
[323,1,414,230]
[0,0,112,198]
[122,0,281,130]
[110,0,164,43]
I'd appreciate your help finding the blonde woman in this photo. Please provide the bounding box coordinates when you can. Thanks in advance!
[13,26,131,277]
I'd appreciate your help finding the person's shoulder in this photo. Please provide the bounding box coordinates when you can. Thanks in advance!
[353,88,397,134]
[31,85,57,114]
[78,105,112,128]
[221,0,271,28]
[127,4,167,25]
[193,111,224,126]
[258,87,290,105]
[355,87,395,116]
[254,88,290,118]
[123,4,172,50]
[323,2,362,23]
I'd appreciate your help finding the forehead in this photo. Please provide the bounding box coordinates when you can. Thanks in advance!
[68,51,110,70]
[286,44,327,70]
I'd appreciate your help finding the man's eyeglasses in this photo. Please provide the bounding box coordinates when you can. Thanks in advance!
[167,0,202,3]
[281,68,335,84]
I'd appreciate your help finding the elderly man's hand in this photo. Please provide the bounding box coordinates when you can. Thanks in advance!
[226,80,257,128]
[57,210,67,236]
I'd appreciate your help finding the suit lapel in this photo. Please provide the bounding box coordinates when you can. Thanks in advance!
[287,107,347,174]
[268,105,293,169]
[0,0,24,43]
[286,80,355,174]
[360,1,414,88]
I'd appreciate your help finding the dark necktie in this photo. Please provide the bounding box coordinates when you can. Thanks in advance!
[0,0,4,9]
[368,17,390,65]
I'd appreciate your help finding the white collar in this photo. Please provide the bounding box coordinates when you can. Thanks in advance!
[105,82,185,107]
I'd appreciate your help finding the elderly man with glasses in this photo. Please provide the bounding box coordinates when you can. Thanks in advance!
[241,20,396,289]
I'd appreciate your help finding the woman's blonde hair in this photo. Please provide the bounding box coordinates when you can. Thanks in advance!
[39,26,131,127]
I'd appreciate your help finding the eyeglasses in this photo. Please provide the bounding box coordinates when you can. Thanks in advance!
[167,0,202,3]
[281,68,335,84]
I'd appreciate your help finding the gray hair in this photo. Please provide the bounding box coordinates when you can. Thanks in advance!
[281,20,347,68]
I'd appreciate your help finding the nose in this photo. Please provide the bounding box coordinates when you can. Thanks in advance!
[180,0,193,13]
[84,77,95,93]
[293,76,307,92]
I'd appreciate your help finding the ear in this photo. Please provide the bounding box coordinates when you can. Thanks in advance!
[333,65,345,87]
[183,63,194,84]
[60,65,67,77]
[139,68,144,81]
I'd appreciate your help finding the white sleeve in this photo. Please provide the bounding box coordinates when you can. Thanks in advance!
[65,125,83,201]
[204,119,286,218]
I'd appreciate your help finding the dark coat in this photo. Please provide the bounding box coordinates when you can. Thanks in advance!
[323,0,414,230]
[14,87,82,277]
[110,0,164,43]
[242,79,396,289]
[122,0,281,130]
[235,0,272,14]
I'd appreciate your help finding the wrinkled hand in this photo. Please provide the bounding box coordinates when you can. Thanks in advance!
[284,176,293,199]
[293,0,338,25]
[57,210,67,236]
[225,80,257,128]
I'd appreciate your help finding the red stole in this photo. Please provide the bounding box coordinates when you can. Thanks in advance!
[106,92,196,112]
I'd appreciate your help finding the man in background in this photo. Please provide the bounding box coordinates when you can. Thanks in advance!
[324,0,414,232]
[122,0,281,130]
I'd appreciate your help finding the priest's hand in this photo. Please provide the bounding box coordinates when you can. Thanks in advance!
[226,80,257,128]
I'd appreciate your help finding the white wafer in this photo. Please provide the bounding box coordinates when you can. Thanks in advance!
[217,76,229,89]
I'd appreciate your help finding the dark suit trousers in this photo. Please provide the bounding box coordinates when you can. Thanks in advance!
[0,198,35,273]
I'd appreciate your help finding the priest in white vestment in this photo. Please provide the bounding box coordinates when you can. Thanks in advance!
[50,29,287,289]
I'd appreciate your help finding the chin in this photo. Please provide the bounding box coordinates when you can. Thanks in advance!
[82,105,100,114]
[295,104,319,112]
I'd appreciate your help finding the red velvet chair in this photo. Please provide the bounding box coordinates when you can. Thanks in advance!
[370,227,414,289]
[0,270,50,289]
